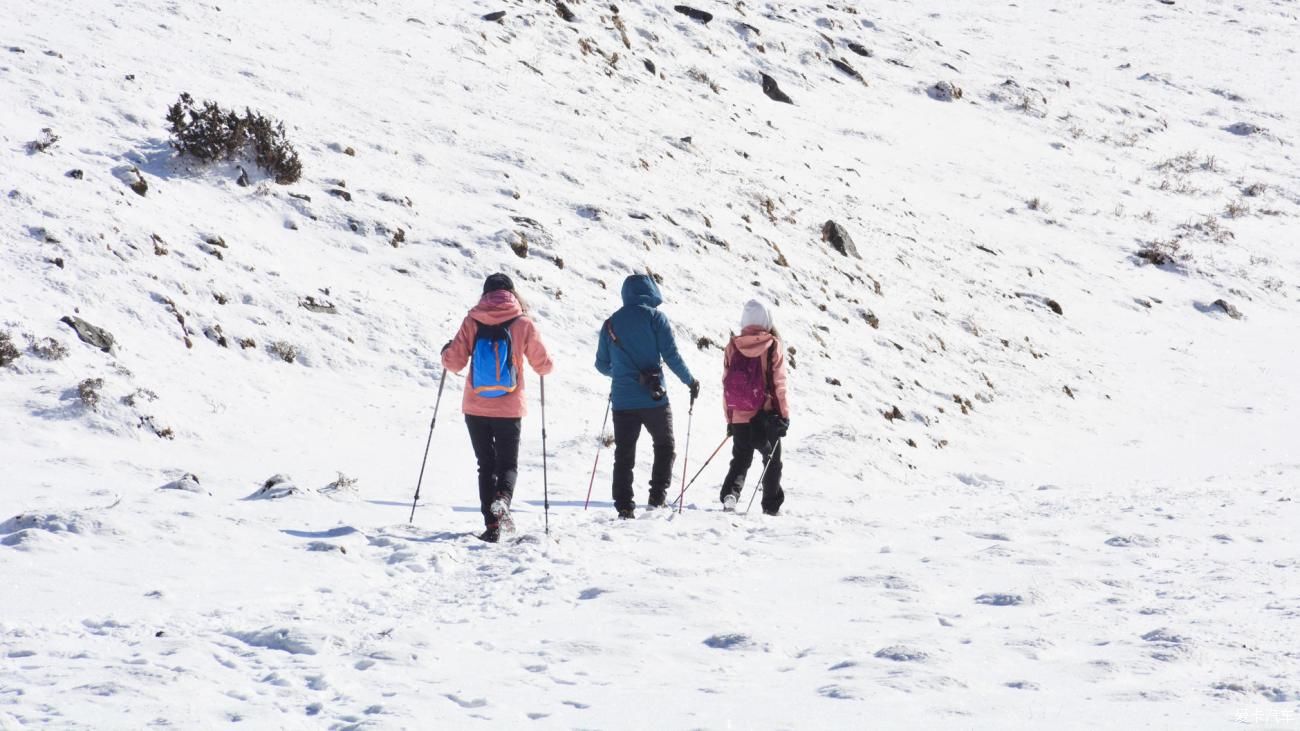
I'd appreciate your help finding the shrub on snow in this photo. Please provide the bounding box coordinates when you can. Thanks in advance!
[166,93,303,184]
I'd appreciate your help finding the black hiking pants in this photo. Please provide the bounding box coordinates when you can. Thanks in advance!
[611,405,675,511]
[720,419,784,513]
[465,415,522,527]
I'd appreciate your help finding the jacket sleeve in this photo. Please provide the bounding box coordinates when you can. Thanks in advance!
[770,341,790,419]
[594,322,613,377]
[519,318,554,376]
[441,316,475,374]
[654,311,694,385]
[722,339,735,419]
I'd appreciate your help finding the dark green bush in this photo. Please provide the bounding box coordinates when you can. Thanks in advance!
[166,93,302,184]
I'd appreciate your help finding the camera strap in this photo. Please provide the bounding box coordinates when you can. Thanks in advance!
[604,318,661,383]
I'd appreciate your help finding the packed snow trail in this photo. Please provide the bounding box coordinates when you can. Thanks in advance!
[3,0,1299,727]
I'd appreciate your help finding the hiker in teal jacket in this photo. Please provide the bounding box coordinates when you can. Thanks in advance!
[595,274,699,517]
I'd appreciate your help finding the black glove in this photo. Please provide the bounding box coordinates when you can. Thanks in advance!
[726,423,734,437]
[440,341,452,354]
[776,417,790,438]
[688,379,701,402]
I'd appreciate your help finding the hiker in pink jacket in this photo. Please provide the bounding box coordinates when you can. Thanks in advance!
[442,273,553,542]
[719,300,789,515]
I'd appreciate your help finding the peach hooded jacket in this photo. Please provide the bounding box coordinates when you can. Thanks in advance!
[441,290,553,419]
[723,325,790,424]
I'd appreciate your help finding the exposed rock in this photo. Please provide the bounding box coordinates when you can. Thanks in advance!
[1224,122,1262,136]
[327,188,352,201]
[821,220,860,258]
[884,405,904,422]
[299,296,337,315]
[760,73,794,104]
[927,80,963,102]
[66,169,84,180]
[847,42,872,57]
[1212,299,1242,320]
[674,5,713,24]
[160,474,205,494]
[128,168,148,196]
[248,474,300,500]
[26,128,59,154]
[643,58,656,74]
[1046,298,1063,315]
[554,1,575,22]
[832,58,865,84]
[60,316,115,352]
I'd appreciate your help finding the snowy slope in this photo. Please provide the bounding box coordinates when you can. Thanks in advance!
[2,0,1299,727]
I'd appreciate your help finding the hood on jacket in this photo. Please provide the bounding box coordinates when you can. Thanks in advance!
[470,290,524,325]
[740,299,773,331]
[734,328,776,358]
[621,274,664,308]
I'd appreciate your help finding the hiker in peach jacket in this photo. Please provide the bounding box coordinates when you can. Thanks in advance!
[719,299,790,515]
[442,273,553,542]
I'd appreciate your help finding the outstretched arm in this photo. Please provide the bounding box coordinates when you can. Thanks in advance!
[520,318,554,376]
[441,317,474,374]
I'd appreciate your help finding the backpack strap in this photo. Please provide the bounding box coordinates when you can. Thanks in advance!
[764,339,778,409]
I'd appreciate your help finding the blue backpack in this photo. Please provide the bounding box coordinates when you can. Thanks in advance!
[471,318,519,398]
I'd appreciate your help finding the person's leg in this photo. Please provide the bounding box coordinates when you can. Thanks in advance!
[491,418,523,505]
[465,415,498,527]
[760,439,784,514]
[610,410,642,513]
[644,405,676,506]
[719,422,755,504]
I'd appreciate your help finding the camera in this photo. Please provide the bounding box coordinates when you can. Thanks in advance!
[639,369,666,401]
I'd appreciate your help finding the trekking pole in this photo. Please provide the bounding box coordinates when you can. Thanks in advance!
[673,434,731,511]
[742,439,781,515]
[541,376,550,536]
[584,397,611,510]
[408,369,449,523]
[678,393,696,513]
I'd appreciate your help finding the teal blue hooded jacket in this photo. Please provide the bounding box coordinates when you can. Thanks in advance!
[595,275,695,410]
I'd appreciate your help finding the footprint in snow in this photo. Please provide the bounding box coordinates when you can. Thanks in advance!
[1106,535,1157,548]
[817,684,858,700]
[444,693,487,709]
[703,633,757,650]
[578,587,608,600]
[561,700,590,709]
[874,646,928,662]
[975,593,1025,606]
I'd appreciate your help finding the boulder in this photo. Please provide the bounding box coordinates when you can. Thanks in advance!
[927,80,963,102]
[821,220,860,258]
[674,5,713,24]
[60,316,115,352]
[760,73,794,104]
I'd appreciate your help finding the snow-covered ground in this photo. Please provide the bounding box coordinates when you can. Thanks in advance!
[3,0,1298,727]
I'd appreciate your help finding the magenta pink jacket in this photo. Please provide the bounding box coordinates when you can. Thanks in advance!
[441,291,553,418]
[723,326,790,424]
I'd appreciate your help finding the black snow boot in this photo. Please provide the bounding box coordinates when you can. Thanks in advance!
[478,523,501,543]
[617,507,636,520]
